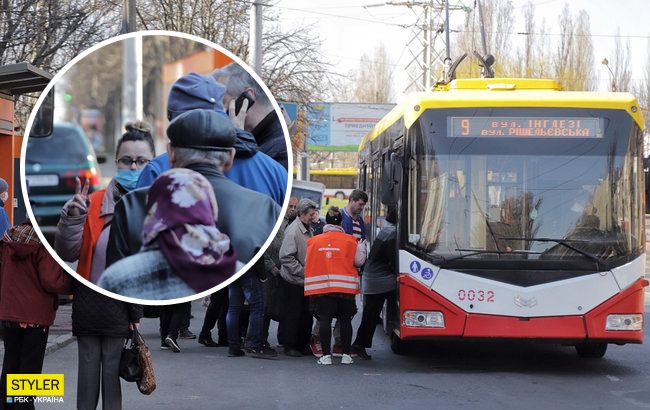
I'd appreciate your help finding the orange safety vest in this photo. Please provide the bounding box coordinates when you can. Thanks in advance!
[76,189,106,281]
[304,231,359,296]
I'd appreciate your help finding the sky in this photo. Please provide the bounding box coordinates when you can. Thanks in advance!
[273,0,649,101]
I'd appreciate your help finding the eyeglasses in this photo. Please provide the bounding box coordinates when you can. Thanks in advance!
[116,157,150,169]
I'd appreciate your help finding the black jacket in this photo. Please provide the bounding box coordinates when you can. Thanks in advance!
[251,111,288,169]
[106,163,281,267]
[233,129,258,159]
[71,281,143,337]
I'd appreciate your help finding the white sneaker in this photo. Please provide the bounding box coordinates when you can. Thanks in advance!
[341,354,353,365]
[317,354,332,365]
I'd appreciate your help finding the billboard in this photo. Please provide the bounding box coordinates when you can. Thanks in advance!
[306,103,394,151]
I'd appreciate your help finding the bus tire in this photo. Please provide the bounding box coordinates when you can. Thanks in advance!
[390,332,408,355]
[575,342,607,358]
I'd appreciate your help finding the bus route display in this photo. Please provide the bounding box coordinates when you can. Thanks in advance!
[448,117,603,138]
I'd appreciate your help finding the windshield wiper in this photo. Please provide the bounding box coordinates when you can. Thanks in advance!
[431,249,522,264]
[499,237,608,270]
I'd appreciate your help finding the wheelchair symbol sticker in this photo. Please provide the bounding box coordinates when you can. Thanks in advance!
[421,267,433,280]
[410,261,421,273]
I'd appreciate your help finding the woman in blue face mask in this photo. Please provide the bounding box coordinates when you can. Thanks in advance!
[54,122,153,410]
[55,121,155,284]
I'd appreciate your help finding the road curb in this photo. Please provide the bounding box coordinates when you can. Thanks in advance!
[45,333,76,356]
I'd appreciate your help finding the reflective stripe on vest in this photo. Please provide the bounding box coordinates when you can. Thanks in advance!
[304,231,359,296]
[304,274,360,284]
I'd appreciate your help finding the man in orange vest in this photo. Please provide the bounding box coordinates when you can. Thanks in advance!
[304,206,366,365]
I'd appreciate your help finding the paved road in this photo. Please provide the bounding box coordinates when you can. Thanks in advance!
[40,297,650,410]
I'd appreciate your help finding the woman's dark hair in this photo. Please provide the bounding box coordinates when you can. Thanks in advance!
[115,121,155,157]
[325,206,342,226]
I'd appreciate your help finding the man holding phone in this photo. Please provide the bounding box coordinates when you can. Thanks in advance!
[212,63,289,170]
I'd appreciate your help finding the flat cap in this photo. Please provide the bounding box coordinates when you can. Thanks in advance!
[167,72,228,121]
[167,109,237,151]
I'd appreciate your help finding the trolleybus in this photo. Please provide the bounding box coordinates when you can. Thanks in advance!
[358,78,647,358]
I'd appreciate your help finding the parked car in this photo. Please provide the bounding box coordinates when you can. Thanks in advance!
[25,123,105,240]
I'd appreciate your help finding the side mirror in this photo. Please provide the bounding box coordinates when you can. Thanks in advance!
[29,89,54,138]
[381,153,402,206]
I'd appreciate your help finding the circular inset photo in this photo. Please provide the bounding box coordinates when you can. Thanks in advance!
[23,31,292,304]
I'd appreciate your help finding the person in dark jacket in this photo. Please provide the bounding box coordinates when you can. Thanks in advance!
[350,208,398,360]
[0,220,72,409]
[72,282,143,410]
[212,63,289,169]
[136,72,287,206]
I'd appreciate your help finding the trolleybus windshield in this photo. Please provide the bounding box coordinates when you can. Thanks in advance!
[407,107,644,270]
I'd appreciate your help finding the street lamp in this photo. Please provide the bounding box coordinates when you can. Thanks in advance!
[601,58,616,92]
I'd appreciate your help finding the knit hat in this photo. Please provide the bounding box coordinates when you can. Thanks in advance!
[167,72,228,121]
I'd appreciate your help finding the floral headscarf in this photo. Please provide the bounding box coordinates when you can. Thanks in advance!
[142,168,237,292]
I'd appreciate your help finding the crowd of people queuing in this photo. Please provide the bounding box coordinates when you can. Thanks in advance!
[0,62,400,409]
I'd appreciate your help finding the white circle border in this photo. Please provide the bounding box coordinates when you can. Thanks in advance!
[21,30,294,306]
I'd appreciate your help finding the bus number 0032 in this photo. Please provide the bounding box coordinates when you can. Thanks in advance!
[457,289,495,302]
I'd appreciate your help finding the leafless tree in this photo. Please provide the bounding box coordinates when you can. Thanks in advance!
[609,29,632,92]
[454,0,517,78]
[136,0,334,103]
[0,0,121,131]
[335,43,393,104]
[554,6,594,91]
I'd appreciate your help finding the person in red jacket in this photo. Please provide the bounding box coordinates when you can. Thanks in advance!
[304,206,366,365]
[0,220,72,408]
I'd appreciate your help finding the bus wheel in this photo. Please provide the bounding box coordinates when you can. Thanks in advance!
[575,343,607,358]
[390,332,408,355]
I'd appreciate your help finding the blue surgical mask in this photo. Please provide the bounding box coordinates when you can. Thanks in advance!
[115,169,143,192]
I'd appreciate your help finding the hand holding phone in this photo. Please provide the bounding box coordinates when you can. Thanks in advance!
[229,92,255,129]
[235,91,255,116]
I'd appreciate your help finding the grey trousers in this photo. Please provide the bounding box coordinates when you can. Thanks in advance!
[77,336,124,410]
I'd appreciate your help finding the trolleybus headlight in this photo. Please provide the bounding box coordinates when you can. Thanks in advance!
[403,310,444,328]
[605,314,643,331]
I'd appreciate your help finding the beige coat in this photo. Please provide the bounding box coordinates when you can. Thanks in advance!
[279,218,313,286]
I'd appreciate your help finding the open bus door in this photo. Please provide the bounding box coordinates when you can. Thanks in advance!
[0,63,53,226]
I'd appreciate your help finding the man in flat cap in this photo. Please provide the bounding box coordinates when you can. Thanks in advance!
[137,72,287,207]
[0,178,9,237]
[107,109,280,267]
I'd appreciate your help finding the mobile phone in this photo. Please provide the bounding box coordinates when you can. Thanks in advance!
[234,92,255,116]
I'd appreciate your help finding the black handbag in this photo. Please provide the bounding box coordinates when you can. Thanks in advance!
[119,330,142,382]
[265,275,288,322]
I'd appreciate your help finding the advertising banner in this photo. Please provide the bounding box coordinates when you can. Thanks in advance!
[307,103,394,151]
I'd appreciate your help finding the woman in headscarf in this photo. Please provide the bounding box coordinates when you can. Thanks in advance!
[55,121,155,283]
[98,168,239,300]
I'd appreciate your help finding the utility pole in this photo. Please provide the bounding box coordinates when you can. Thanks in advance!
[121,0,136,34]
[121,0,142,150]
[367,1,469,92]
[249,0,265,74]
